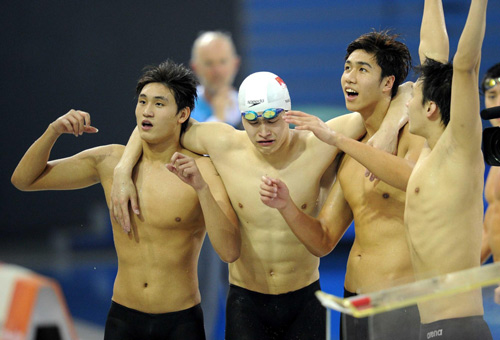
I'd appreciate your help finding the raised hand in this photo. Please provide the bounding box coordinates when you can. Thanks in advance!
[50,109,98,137]
[166,152,206,191]
[259,176,291,210]
[283,111,338,146]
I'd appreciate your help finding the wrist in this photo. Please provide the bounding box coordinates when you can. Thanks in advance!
[47,123,62,138]
[114,163,134,177]
[277,197,294,214]
[195,182,209,194]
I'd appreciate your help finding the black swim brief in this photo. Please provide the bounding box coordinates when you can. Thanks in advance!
[340,288,420,340]
[419,315,492,340]
[225,280,326,340]
[104,301,205,340]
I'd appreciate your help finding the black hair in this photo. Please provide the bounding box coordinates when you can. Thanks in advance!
[414,58,453,127]
[346,30,412,98]
[136,59,198,134]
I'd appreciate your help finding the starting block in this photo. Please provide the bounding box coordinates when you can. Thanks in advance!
[0,263,77,340]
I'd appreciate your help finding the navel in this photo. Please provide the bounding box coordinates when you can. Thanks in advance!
[269,270,275,277]
[382,193,390,199]
[238,203,243,208]
[175,217,181,222]
[144,282,148,288]
[415,187,420,194]
[301,203,307,210]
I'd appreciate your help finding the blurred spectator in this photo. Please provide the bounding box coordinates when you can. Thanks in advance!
[190,31,242,129]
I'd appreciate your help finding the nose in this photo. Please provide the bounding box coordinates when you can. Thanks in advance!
[143,104,154,117]
[258,122,271,137]
[344,70,356,84]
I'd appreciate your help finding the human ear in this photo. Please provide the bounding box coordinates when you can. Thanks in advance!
[383,75,396,94]
[426,101,439,120]
[178,107,191,124]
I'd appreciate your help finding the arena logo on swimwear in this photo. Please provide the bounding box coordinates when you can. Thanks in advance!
[426,329,443,338]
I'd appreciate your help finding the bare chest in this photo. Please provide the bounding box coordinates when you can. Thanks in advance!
[134,168,203,230]
[339,155,406,210]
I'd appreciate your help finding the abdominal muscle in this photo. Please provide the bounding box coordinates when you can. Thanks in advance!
[110,222,204,314]
[229,217,320,295]
[344,222,414,294]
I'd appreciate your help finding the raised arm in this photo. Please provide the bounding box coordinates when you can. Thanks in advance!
[448,0,487,148]
[260,176,353,257]
[419,0,449,64]
[168,153,240,263]
[11,110,100,191]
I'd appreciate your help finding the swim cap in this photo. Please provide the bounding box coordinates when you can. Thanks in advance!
[238,72,291,113]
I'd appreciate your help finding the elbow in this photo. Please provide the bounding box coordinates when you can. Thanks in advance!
[220,245,241,263]
[452,54,478,73]
[308,243,335,258]
[11,173,29,191]
[222,250,240,264]
[220,234,241,264]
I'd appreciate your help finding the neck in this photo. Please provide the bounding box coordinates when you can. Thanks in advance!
[141,138,183,164]
[423,123,444,150]
[359,95,392,136]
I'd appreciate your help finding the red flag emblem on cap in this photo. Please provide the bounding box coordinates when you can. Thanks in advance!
[275,76,286,87]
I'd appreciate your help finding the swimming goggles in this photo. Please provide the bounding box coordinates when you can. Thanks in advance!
[484,77,500,91]
[241,108,285,122]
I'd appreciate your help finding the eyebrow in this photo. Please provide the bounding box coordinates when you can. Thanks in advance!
[139,94,168,101]
[346,60,373,69]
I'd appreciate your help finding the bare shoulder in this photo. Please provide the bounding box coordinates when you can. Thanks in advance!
[89,144,125,163]
[82,144,125,177]
[325,112,361,131]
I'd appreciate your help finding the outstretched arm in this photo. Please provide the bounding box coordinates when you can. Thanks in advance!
[168,153,240,263]
[419,0,449,64]
[11,110,99,191]
[260,176,353,257]
[448,0,487,149]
